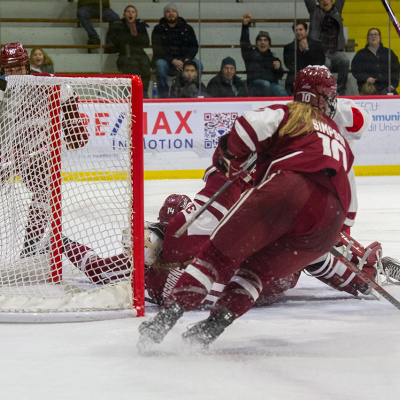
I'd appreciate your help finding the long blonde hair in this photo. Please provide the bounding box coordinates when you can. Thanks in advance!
[279,101,322,138]
[30,47,54,67]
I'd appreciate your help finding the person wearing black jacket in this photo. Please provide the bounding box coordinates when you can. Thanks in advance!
[284,21,325,95]
[170,60,206,98]
[206,57,248,98]
[351,28,400,95]
[240,13,287,97]
[152,3,200,98]
[111,5,151,97]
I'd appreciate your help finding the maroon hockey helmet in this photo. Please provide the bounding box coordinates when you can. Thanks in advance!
[0,43,30,74]
[293,65,337,117]
[159,194,192,226]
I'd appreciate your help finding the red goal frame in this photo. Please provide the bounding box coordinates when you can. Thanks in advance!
[53,74,145,316]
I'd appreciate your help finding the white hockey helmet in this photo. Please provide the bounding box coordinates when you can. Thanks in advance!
[122,222,164,267]
[144,222,164,267]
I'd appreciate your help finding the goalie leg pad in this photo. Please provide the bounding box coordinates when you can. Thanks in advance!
[305,234,383,296]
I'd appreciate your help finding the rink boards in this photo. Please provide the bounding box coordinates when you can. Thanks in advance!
[72,96,400,179]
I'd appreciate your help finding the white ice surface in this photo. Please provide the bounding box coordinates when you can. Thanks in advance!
[1,176,400,400]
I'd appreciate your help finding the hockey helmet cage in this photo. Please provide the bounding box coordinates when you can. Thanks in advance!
[0,43,30,74]
[293,65,337,118]
[159,194,192,226]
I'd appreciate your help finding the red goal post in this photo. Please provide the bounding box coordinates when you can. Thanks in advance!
[0,74,145,321]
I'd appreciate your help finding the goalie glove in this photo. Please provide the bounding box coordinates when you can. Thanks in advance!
[0,76,7,104]
[213,134,256,182]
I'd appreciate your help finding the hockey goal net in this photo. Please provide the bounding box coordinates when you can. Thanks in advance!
[0,74,144,321]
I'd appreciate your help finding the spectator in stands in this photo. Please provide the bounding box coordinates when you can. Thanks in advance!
[206,57,248,98]
[351,28,400,95]
[152,3,201,98]
[283,21,325,95]
[304,0,349,95]
[110,5,151,98]
[170,60,206,98]
[29,47,55,74]
[75,0,120,53]
[240,13,287,97]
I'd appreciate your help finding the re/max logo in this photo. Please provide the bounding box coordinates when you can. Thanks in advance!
[79,110,194,136]
[143,111,193,135]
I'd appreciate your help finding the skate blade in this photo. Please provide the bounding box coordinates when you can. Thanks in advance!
[182,332,210,351]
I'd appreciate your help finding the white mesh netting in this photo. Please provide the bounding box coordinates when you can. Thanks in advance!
[0,75,142,318]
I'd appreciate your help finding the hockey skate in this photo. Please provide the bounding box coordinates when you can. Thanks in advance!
[20,236,40,258]
[137,303,184,353]
[182,308,235,349]
[21,234,77,259]
[20,235,50,258]
[382,257,400,283]
[62,235,77,253]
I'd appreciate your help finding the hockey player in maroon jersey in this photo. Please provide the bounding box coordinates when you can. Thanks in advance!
[61,181,395,305]
[137,65,380,350]
[61,70,395,308]
[0,42,89,256]
[61,165,301,306]
[60,164,397,307]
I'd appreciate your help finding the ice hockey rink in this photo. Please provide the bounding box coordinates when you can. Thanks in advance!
[1,175,400,400]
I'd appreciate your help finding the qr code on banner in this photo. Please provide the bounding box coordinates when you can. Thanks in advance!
[204,112,238,149]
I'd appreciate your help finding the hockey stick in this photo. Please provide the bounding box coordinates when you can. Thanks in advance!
[330,246,400,310]
[380,0,400,38]
[173,153,257,238]
[0,146,50,170]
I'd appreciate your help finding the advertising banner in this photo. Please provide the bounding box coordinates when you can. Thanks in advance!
[75,97,400,178]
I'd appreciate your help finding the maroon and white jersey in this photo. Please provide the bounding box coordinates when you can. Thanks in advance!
[146,167,247,305]
[162,166,247,264]
[227,103,360,229]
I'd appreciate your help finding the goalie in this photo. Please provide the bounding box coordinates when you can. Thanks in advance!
[0,42,89,257]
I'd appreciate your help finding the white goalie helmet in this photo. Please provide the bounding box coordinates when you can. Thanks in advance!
[144,222,164,267]
[144,232,163,267]
[122,223,164,267]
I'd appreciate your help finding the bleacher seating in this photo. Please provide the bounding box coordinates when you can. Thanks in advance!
[0,0,361,94]
[343,0,400,57]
